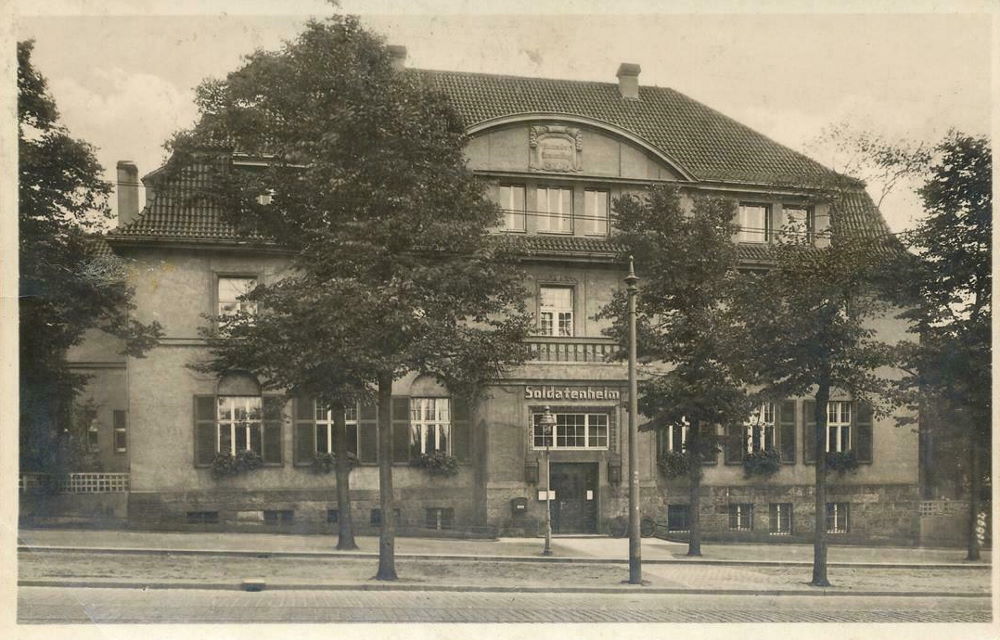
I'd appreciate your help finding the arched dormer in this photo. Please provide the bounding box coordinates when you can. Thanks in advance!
[463,113,695,182]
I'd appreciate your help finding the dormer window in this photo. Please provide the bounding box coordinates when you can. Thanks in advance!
[736,203,770,243]
[783,206,814,242]
[584,189,609,236]
[498,184,526,232]
[537,186,573,234]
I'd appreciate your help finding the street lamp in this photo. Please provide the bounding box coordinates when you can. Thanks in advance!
[539,405,557,556]
[625,255,642,584]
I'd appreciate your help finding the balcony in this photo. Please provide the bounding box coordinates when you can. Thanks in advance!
[526,336,620,363]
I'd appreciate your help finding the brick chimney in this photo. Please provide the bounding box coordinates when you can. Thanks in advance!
[616,63,641,100]
[387,45,407,71]
[116,160,140,227]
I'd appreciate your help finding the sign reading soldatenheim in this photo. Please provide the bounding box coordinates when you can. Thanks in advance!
[524,385,621,401]
[8,2,993,639]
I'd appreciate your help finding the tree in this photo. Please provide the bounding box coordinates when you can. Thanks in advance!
[600,185,754,556]
[176,16,532,579]
[893,132,991,560]
[724,228,898,586]
[18,40,162,473]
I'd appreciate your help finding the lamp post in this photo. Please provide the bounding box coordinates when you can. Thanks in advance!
[625,255,642,584]
[539,405,556,556]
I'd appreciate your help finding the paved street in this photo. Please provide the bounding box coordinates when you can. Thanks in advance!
[17,587,992,623]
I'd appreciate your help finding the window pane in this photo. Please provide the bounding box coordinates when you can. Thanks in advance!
[538,187,572,233]
[585,190,609,235]
[500,185,526,231]
[737,204,768,243]
[316,424,329,454]
[588,414,608,447]
[540,287,572,308]
[784,207,812,239]
[219,426,232,455]
[250,425,262,455]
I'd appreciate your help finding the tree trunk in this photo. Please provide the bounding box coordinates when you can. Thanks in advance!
[331,400,358,551]
[687,420,702,556]
[811,383,831,587]
[966,432,981,561]
[375,372,397,580]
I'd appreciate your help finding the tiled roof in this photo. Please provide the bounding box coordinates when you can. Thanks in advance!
[107,67,889,253]
[112,157,270,243]
[417,69,844,188]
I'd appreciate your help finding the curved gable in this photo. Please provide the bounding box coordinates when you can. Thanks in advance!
[464,113,695,182]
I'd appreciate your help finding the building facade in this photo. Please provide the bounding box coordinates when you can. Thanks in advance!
[58,58,920,544]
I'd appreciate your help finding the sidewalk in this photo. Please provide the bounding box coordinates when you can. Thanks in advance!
[18,526,991,567]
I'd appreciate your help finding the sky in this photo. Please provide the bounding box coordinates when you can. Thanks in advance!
[14,1,995,234]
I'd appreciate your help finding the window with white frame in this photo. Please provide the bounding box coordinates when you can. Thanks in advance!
[314,402,360,457]
[659,419,689,453]
[410,398,451,455]
[217,396,262,456]
[769,503,792,535]
[783,206,814,241]
[498,184,526,232]
[532,412,609,449]
[826,401,852,453]
[218,276,257,318]
[728,503,754,530]
[744,403,776,453]
[826,502,850,533]
[736,203,770,243]
[87,421,99,453]
[537,186,573,234]
[539,286,574,336]
[584,189,609,236]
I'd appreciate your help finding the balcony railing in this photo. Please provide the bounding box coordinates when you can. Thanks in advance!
[19,472,130,493]
[526,336,620,363]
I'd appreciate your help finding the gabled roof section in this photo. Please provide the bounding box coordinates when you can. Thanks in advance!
[109,155,271,245]
[416,69,845,189]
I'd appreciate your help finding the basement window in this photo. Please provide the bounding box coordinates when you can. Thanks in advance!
[186,511,219,524]
[263,510,294,525]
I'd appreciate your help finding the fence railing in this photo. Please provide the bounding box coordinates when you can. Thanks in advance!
[526,337,619,363]
[19,472,130,493]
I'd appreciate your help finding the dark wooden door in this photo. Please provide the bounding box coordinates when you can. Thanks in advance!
[550,463,598,533]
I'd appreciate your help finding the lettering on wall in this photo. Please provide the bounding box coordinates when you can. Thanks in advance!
[529,125,583,173]
[524,385,621,401]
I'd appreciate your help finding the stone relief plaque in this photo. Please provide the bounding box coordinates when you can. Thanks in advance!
[529,125,582,172]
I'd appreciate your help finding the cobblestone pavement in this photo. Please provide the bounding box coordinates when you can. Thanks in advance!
[18,587,992,623]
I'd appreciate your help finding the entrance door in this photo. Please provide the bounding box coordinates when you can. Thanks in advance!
[550,463,598,533]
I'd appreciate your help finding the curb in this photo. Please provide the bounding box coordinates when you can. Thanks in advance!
[17,545,992,570]
[17,578,991,598]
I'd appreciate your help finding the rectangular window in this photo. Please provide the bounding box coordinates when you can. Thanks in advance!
[410,398,451,455]
[87,423,100,453]
[217,396,263,456]
[532,412,609,450]
[744,403,776,453]
[370,507,402,526]
[783,206,814,241]
[584,189,609,236]
[113,410,127,453]
[498,184,526,232]
[826,502,850,533]
[826,401,852,453]
[217,276,258,318]
[314,402,360,457]
[659,420,689,453]
[425,507,454,530]
[537,186,573,234]
[327,509,339,523]
[736,203,770,243]
[667,504,690,532]
[263,510,294,525]
[728,503,753,531]
[186,511,219,524]
[539,286,574,336]
[769,503,792,535]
